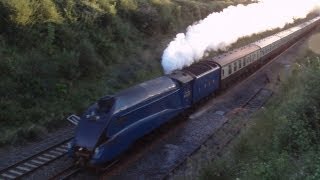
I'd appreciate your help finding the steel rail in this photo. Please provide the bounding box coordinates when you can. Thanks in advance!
[0,138,72,179]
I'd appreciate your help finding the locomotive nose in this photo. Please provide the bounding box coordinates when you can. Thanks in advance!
[73,96,115,151]
[74,116,107,149]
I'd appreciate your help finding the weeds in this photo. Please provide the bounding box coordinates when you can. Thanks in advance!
[201,53,320,180]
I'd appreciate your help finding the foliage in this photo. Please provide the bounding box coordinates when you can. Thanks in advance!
[201,53,320,180]
[2,0,62,25]
[0,0,253,145]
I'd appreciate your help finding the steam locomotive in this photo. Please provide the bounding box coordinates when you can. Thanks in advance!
[68,16,320,165]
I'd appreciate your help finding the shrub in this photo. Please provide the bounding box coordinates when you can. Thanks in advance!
[200,54,320,180]
[0,0,255,146]
[119,0,137,12]
[2,0,35,25]
[116,0,140,20]
[0,56,12,77]
[78,40,106,78]
[36,0,63,23]
[151,0,175,33]
[130,3,160,35]
[54,51,80,80]
[97,0,117,15]
[2,0,62,25]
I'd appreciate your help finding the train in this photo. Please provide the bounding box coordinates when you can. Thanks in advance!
[67,16,320,166]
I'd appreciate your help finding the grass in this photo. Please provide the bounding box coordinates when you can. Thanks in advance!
[200,51,320,180]
[0,0,254,146]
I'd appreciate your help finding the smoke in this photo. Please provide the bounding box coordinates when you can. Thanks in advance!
[162,0,320,74]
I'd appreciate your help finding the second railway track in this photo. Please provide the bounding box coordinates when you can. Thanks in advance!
[101,26,314,179]
[162,86,273,179]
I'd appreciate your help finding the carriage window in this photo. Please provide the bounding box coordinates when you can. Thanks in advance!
[234,62,237,72]
[243,58,246,66]
[222,69,225,77]
[239,60,242,69]
[228,65,232,75]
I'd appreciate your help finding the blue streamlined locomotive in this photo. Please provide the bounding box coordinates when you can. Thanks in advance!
[68,16,320,165]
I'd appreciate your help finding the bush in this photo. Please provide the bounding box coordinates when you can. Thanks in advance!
[119,0,138,13]
[2,0,35,25]
[0,0,255,145]
[0,56,12,76]
[2,0,62,25]
[36,0,63,23]
[55,51,80,81]
[201,54,320,180]
[78,40,106,78]
[97,0,117,15]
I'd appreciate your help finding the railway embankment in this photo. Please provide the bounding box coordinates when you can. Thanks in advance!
[0,0,253,146]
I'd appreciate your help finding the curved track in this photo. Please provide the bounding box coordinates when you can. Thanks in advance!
[100,28,315,179]
[162,87,273,179]
[163,28,317,179]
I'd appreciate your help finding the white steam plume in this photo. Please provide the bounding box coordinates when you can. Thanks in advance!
[162,0,320,74]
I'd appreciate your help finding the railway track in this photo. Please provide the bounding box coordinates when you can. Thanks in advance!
[0,138,72,179]
[0,86,274,180]
[242,88,273,110]
[162,87,273,179]
[48,165,81,180]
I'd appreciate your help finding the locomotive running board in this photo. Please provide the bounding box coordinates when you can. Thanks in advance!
[67,114,80,125]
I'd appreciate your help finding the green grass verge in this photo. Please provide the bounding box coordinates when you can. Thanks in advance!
[200,51,320,180]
